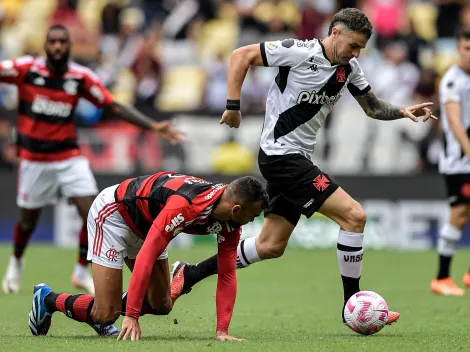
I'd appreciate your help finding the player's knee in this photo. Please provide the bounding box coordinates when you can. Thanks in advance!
[343,202,367,232]
[18,220,36,234]
[147,299,173,315]
[92,306,120,325]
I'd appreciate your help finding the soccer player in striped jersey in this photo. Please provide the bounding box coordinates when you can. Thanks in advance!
[2,25,183,295]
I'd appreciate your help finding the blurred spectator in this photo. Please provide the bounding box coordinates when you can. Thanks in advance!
[211,134,256,175]
[0,120,16,169]
[436,0,463,38]
[204,52,228,113]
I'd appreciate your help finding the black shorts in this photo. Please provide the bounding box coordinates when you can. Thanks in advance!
[258,149,339,226]
[444,174,470,207]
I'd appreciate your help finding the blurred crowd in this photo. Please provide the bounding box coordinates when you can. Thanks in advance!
[0,0,468,174]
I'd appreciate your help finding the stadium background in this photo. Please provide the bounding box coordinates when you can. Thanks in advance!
[0,0,463,251]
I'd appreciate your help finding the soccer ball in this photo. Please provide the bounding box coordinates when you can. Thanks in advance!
[343,291,388,335]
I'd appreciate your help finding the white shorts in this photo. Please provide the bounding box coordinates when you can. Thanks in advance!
[86,185,168,269]
[17,156,98,209]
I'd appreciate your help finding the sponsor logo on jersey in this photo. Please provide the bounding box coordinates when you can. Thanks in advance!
[33,76,45,86]
[0,60,17,76]
[165,213,185,234]
[296,90,342,106]
[184,176,212,185]
[205,184,225,200]
[90,85,104,103]
[296,40,309,48]
[31,97,72,118]
[64,80,78,95]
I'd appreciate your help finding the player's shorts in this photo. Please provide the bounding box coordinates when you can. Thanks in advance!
[17,156,98,209]
[86,184,168,270]
[444,173,470,207]
[258,149,339,226]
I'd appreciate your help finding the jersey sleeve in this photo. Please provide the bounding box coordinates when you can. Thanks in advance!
[125,195,195,319]
[260,39,311,68]
[439,75,461,104]
[347,59,371,96]
[0,56,33,85]
[80,69,114,108]
[215,226,241,333]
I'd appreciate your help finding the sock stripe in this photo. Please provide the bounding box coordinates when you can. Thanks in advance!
[239,240,251,265]
[337,243,362,252]
[64,294,82,321]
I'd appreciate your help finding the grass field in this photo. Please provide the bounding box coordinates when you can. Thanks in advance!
[0,245,469,351]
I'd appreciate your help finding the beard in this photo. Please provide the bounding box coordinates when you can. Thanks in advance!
[47,50,70,69]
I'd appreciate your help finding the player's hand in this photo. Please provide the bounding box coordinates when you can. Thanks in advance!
[401,102,438,122]
[151,120,185,144]
[118,316,142,341]
[220,110,242,128]
[216,330,245,341]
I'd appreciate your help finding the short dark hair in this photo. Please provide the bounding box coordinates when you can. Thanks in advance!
[457,29,470,41]
[47,24,70,40]
[328,8,373,39]
[229,176,269,210]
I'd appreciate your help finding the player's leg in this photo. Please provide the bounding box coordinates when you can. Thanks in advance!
[29,188,125,336]
[431,174,470,295]
[3,160,57,294]
[29,264,121,337]
[431,203,469,295]
[59,156,99,295]
[69,195,96,294]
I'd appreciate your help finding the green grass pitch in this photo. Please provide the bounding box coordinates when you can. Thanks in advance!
[0,245,469,351]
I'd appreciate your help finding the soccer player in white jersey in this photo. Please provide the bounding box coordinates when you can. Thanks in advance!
[431,30,470,296]
[170,8,436,326]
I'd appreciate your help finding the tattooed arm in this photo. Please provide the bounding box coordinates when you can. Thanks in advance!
[354,90,436,122]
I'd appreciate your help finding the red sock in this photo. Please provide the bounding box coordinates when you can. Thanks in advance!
[77,225,88,266]
[53,293,94,323]
[13,223,32,259]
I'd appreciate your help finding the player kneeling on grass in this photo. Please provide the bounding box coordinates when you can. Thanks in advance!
[29,172,268,341]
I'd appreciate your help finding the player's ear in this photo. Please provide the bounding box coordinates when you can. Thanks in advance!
[231,204,241,216]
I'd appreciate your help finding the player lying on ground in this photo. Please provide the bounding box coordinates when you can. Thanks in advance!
[2,24,183,295]
[431,30,470,296]
[169,8,437,327]
[29,172,268,341]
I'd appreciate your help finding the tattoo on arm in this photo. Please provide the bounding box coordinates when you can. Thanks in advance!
[355,91,404,121]
[104,102,155,130]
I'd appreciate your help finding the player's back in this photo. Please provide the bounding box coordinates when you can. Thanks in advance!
[115,172,227,237]
[438,64,470,174]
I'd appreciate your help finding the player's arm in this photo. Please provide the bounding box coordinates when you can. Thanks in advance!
[81,72,184,144]
[215,228,243,341]
[119,196,192,341]
[444,102,470,158]
[354,90,436,122]
[0,56,33,85]
[221,39,310,128]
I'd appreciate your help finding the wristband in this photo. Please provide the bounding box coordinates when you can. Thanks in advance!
[226,99,240,111]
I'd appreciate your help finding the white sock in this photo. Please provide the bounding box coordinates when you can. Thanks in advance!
[236,236,262,269]
[73,263,89,280]
[337,230,364,279]
[437,223,462,257]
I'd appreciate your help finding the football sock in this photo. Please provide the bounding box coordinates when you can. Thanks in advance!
[184,237,262,288]
[13,223,33,259]
[437,223,461,279]
[337,230,363,302]
[45,292,94,323]
[77,224,89,266]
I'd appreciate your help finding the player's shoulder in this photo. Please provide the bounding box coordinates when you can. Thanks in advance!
[348,58,363,73]
[67,61,101,81]
[440,65,465,87]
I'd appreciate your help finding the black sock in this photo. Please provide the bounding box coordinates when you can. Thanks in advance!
[44,292,60,312]
[185,254,219,288]
[437,255,452,279]
[341,275,360,303]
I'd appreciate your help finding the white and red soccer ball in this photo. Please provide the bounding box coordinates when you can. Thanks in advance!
[343,291,388,335]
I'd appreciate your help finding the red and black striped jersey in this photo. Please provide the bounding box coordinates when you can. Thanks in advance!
[0,56,114,162]
[116,172,241,333]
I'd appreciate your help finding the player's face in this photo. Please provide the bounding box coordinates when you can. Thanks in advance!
[458,38,470,71]
[230,200,264,226]
[333,28,367,65]
[45,29,71,68]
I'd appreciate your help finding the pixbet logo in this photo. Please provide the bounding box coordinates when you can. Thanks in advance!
[31,97,72,118]
[296,90,342,106]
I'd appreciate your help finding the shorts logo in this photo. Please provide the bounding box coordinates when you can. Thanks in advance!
[217,234,225,243]
[105,248,119,262]
[303,198,314,208]
[313,175,330,192]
